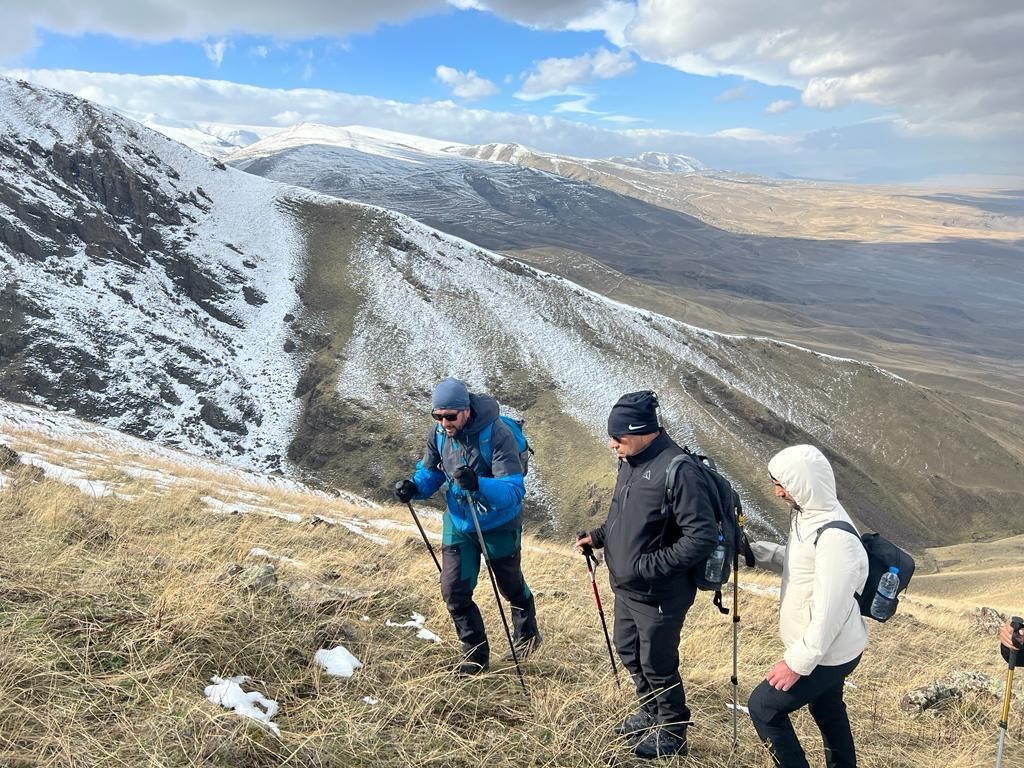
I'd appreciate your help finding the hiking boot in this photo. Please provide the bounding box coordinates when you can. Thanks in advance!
[632,727,688,760]
[501,632,542,661]
[615,710,656,737]
[456,659,489,676]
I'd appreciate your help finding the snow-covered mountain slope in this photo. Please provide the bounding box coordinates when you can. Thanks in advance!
[2,77,1022,544]
[120,111,282,159]
[0,76,309,471]
[606,151,707,173]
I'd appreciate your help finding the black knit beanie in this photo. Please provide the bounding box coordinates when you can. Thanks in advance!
[607,390,660,437]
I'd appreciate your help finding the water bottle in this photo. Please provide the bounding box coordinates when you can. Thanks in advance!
[704,535,727,583]
[870,566,900,620]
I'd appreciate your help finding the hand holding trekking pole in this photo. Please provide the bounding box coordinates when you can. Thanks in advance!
[576,531,621,689]
[995,616,1023,768]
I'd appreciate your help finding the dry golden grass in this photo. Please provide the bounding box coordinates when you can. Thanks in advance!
[1,429,1022,767]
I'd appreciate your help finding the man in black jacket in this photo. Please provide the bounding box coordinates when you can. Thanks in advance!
[576,391,718,759]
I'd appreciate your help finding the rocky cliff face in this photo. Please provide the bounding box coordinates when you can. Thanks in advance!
[0,77,305,469]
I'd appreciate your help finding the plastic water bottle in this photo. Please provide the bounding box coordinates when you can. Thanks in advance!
[870,566,900,620]
[704,535,727,583]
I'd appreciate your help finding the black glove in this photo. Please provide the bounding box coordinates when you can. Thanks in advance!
[576,530,594,558]
[394,479,417,503]
[452,466,479,493]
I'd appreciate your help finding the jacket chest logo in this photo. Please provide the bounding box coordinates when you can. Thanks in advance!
[642,469,652,480]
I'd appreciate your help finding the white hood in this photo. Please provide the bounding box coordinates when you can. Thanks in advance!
[767,445,869,675]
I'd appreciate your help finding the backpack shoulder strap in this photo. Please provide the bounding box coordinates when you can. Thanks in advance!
[663,453,691,511]
[434,425,446,464]
[477,421,495,469]
[814,520,860,546]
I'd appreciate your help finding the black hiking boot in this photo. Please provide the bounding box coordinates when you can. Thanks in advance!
[632,727,688,760]
[456,658,489,676]
[501,632,542,661]
[615,710,656,738]
[456,641,489,676]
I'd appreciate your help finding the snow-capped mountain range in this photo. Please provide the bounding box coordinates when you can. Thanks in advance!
[1,75,1021,544]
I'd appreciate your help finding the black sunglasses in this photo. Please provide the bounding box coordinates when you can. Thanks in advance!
[432,411,460,422]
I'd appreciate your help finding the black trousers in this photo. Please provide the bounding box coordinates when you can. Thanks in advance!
[613,588,696,731]
[748,654,862,768]
[439,523,535,662]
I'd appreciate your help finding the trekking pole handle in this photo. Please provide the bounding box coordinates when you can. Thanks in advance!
[576,530,595,559]
[1010,617,1024,668]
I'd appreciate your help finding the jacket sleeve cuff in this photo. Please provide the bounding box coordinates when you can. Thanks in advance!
[783,647,819,677]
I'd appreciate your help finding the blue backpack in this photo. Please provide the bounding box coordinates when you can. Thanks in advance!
[436,415,533,476]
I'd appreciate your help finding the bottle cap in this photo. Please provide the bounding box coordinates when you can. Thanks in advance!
[888,566,899,574]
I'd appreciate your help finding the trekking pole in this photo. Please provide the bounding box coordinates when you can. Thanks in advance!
[576,531,620,689]
[405,502,442,573]
[464,494,528,696]
[731,507,743,750]
[995,615,1023,768]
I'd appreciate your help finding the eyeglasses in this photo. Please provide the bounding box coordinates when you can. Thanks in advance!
[432,411,460,422]
[770,473,784,488]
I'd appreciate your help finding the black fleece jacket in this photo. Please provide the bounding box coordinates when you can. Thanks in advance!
[589,430,719,600]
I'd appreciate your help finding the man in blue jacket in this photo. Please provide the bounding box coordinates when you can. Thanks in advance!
[394,377,540,674]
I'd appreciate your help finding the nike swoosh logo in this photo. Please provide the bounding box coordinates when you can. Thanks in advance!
[628,424,646,430]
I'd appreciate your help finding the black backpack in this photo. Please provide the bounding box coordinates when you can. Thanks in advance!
[814,521,915,622]
[663,448,753,614]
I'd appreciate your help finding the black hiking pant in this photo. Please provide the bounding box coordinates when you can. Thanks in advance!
[440,520,536,663]
[613,587,696,734]
[748,654,862,768]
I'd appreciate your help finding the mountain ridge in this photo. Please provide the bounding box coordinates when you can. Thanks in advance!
[2,76,1022,546]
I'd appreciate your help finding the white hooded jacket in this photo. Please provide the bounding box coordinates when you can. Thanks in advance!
[751,445,869,676]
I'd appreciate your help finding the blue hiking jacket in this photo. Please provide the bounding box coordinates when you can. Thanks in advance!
[409,393,525,533]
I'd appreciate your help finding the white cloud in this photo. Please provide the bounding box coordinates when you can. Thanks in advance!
[251,45,270,58]
[765,99,795,115]
[202,39,228,67]
[563,1,636,47]
[271,110,304,125]
[6,68,1020,183]
[601,114,647,124]
[463,0,612,28]
[552,94,603,114]
[622,0,1024,136]
[435,65,499,101]
[715,84,751,102]
[0,1,447,59]
[517,47,633,99]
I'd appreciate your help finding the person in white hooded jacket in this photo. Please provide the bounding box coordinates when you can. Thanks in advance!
[747,444,869,768]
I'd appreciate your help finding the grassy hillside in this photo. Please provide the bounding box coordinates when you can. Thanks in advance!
[1,422,1022,767]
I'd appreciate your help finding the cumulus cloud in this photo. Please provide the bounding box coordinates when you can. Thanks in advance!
[623,0,1024,136]
[0,1,446,58]
[517,47,634,99]
[765,99,795,115]
[7,67,1018,183]
[435,65,499,101]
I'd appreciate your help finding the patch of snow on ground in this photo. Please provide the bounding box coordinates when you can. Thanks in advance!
[314,645,363,677]
[17,452,112,498]
[338,520,391,546]
[204,675,281,737]
[385,612,442,643]
[248,547,301,565]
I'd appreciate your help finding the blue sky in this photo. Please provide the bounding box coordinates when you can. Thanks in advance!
[3,2,1022,184]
